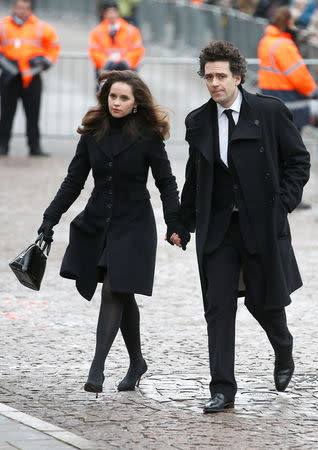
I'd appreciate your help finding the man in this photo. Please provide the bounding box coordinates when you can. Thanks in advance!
[117,0,140,26]
[89,1,144,77]
[258,7,318,208]
[170,41,310,413]
[0,0,60,156]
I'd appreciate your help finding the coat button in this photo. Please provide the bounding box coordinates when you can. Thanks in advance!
[259,146,264,152]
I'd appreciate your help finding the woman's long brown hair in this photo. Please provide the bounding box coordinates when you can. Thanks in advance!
[77,70,170,141]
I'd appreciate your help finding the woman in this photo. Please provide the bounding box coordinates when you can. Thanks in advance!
[37,70,189,396]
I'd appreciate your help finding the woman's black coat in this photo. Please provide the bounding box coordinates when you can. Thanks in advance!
[43,129,179,300]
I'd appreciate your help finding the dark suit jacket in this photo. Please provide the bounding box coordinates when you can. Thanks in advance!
[204,101,257,256]
[180,87,310,310]
[43,130,180,300]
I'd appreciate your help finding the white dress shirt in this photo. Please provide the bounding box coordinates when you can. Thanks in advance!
[216,90,242,167]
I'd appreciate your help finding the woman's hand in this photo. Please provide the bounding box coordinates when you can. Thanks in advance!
[37,220,54,244]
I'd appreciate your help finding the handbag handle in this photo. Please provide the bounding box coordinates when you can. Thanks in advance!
[35,233,51,256]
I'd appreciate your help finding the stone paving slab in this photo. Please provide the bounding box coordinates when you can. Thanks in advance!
[1,137,318,448]
[0,404,101,449]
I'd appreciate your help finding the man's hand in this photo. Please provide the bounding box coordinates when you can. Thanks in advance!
[104,60,130,71]
[29,55,52,70]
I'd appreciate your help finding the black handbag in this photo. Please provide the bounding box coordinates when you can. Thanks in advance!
[9,235,51,291]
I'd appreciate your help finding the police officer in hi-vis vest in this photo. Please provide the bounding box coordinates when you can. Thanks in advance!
[0,0,60,156]
[89,1,144,79]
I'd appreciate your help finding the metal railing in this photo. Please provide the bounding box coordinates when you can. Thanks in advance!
[138,0,268,58]
[138,0,318,63]
[9,53,318,160]
[11,53,260,142]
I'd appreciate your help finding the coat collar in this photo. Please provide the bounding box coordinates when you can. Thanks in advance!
[10,13,38,26]
[264,24,293,41]
[186,87,262,166]
[185,99,214,166]
[95,130,137,159]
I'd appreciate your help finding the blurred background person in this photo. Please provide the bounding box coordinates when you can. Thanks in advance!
[236,0,260,15]
[0,0,60,157]
[89,1,145,80]
[254,0,290,20]
[258,6,318,208]
[293,0,316,30]
[117,0,141,26]
[292,0,318,49]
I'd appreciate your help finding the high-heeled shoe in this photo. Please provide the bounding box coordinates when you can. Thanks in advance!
[117,359,147,391]
[84,374,105,398]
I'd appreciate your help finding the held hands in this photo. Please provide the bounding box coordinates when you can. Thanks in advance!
[166,223,190,251]
[169,232,182,248]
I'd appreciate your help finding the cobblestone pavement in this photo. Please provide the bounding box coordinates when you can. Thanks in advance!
[1,137,318,449]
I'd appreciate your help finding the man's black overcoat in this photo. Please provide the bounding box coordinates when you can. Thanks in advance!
[43,131,179,300]
[180,88,310,310]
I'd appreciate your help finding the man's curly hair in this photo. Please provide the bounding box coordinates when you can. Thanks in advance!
[198,41,247,85]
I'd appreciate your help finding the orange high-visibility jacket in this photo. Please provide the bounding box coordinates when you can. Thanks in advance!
[89,17,145,70]
[258,25,316,97]
[0,14,60,88]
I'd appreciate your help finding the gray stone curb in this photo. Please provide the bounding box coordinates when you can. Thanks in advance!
[0,403,101,449]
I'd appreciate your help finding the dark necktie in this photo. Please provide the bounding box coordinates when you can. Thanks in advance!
[224,109,235,143]
[224,109,238,210]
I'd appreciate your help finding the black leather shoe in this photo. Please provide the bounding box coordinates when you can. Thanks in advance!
[203,393,234,413]
[0,144,8,156]
[29,147,50,157]
[274,358,294,392]
[117,359,147,391]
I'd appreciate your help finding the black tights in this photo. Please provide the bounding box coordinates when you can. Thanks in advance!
[87,276,143,384]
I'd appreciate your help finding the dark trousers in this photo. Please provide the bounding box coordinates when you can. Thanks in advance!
[0,74,42,151]
[203,213,293,400]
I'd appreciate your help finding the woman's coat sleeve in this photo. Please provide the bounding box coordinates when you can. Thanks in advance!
[148,136,180,226]
[43,136,91,224]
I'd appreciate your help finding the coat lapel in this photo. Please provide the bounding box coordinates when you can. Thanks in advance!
[185,99,215,167]
[186,90,262,167]
[231,89,262,143]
